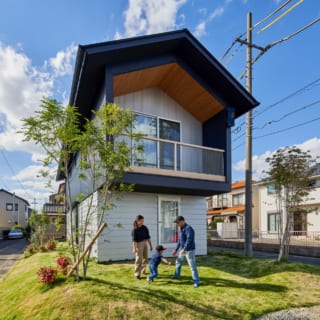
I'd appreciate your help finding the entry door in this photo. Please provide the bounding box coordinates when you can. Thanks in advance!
[158,197,179,245]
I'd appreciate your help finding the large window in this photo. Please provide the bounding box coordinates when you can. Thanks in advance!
[159,119,180,170]
[133,113,181,170]
[159,198,179,245]
[132,114,157,167]
[268,212,280,233]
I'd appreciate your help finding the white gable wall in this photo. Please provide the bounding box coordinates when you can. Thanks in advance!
[115,87,202,146]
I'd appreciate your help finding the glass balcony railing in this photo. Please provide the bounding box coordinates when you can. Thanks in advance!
[129,136,225,178]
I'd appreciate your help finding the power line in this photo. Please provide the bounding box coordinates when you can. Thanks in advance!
[253,0,293,30]
[239,17,320,79]
[257,0,304,34]
[220,0,294,63]
[0,149,34,199]
[232,78,320,137]
[233,115,320,150]
[0,176,10,190]
[267,16,320,47]
[253,99,320,130]
[253,77,320,118]
[253,116,320,139]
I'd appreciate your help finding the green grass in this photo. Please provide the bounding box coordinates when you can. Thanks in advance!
[1,246,320,320]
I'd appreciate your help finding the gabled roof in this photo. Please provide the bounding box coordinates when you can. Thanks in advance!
[0,189,30,206]
[70,29,259,122]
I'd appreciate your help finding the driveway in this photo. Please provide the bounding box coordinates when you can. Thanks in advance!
[0,238,28,281]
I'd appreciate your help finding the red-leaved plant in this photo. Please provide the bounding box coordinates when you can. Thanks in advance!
[47,241,56,250]
[37,266,57,284]
[56,256,71,274]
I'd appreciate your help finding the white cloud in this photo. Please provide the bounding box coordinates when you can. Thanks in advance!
[47,44,77,77]
[233,137,320,181]
[118,0,187,38]
[194,5,225,37]
[0,42,77,154]
[11,164,60,207]
[0,42,53,129]
[0,42,77,204]
[194,22,206,37]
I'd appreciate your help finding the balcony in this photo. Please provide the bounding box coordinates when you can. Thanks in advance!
[128,136,225,182]
[43,203,66,214]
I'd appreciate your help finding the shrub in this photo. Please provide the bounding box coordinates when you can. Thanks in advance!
[47,241,56,250]
[38,244,47,252]
[56,255,71,274]
[37,266,57,284]
[24,243,36,258]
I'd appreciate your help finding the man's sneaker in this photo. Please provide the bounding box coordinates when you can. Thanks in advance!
[193,283,199,288]
[147,276,152,284]
[135,276,141,280]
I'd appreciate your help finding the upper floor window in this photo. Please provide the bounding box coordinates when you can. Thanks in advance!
[232,193,244,206]
[6,203,18,211]
[217,194,228,207]
[132,113,180,170]
[267,184,276,194]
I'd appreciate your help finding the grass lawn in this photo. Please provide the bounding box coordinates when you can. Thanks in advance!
[0,245,320,320]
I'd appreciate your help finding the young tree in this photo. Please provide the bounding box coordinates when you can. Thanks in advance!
[28,210,50,246]
[264,146,317,261]
[20,98,141,280]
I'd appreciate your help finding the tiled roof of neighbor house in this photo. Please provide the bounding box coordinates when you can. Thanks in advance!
[232,181,246,189]
[207,204,245,216]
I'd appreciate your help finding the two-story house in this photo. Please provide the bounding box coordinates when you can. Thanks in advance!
[0,189,30,237]
[258,164,320,236]
[207,180,259,236]
[64,29,259,261]
[42,183,66,240]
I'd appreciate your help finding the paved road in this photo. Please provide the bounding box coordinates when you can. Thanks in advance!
[0,238,28,281]
[209,245,320,267]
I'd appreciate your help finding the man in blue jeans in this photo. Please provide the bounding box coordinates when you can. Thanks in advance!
[172,215,200,288]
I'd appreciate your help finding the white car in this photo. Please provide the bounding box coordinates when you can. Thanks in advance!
[8,229,24,239]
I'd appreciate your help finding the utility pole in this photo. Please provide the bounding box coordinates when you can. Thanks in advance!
[244,12,253,256]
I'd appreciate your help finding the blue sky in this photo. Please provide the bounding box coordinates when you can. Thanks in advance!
[0,0,319,209]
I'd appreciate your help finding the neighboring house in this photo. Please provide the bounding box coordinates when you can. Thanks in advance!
[64,29,259,261]
[0,189,30,237]
[258,164,320,236]
[42,183,66,240]
[207,180,259,236]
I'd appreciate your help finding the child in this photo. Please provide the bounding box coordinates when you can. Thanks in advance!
[147,245,172,283]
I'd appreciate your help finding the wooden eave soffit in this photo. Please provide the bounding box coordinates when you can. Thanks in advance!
[113,63,224,123]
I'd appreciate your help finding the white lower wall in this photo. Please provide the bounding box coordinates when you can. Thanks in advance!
[87,192,207,262]
[307,210,320,232]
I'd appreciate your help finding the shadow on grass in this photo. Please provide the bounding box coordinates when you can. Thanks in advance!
[163,275,286,292]
[84,276,238,319]
[82,273,287,320]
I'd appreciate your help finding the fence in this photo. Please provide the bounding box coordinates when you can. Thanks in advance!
[210,229,320,247]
